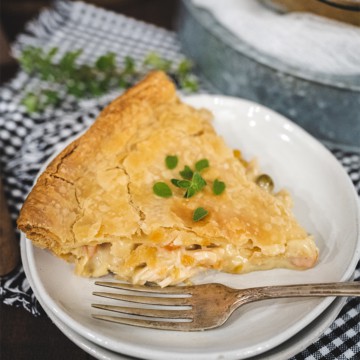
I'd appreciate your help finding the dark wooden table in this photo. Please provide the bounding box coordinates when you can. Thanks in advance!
[0,2,178,359]
[1,300,98,359]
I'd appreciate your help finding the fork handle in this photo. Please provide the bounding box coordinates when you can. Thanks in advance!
[239,282,360,302]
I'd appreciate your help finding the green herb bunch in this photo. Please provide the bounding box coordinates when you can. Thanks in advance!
[153,155,226,222]
[19,47,199,113]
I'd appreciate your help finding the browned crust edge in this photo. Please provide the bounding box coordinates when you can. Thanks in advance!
[17,71,177,252]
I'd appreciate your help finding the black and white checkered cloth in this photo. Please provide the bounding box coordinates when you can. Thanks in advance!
[0,1,359,358]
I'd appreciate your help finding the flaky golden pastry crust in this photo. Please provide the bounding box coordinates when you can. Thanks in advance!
[18,71,318,286]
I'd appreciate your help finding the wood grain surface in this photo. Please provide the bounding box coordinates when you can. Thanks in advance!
[0,179,19,276]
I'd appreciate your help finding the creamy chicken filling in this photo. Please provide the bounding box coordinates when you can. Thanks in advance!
[71,236,317,287]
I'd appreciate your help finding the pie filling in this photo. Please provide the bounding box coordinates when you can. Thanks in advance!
[71,234,317,287]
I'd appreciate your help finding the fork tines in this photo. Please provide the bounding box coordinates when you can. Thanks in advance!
[91,281,194,331]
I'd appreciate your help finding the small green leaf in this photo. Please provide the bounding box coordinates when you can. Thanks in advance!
[177,59,193,77]
[96,52,116,72]
[143,52,172,72]
[21,92,40,113]
[118,78,129,88]
[184,187,196,198]
[66,81,86,97]
[59,50,82,73]
[195,159,209,172]
[179,165,193,180]
[192,172,207,191]
[184,172,207,198]
[165,155,178,170]
[171,179,191,188]
[171,179,181,187]
[123,56,136,75]
[178,180,192,188]
[193,207,209,222]
[213,179,226,195]
[153,182,172,198]
[179,74,199,93]
[46,47,58,59]
[42,90,60,106]
[19,47,43,73]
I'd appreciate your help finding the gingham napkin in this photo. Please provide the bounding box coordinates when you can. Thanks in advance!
[0,1,359,358]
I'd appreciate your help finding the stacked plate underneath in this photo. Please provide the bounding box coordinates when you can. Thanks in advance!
[21,95,360,360]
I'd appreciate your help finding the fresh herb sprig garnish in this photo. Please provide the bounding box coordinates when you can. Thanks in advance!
[19,47,199,114]
[153,155,226,222]
[171,171,207,198]
[172,158,209,198]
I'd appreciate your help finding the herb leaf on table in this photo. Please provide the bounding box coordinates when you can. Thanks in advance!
[18,46,199,113]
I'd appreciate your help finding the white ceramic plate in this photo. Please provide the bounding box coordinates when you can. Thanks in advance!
[20,234,348,360]
[23,95,360,360]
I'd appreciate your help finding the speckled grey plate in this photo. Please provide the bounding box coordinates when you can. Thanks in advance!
[176,0,360,149]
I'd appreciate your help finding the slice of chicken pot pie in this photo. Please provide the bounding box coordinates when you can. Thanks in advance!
[18,71,318,286]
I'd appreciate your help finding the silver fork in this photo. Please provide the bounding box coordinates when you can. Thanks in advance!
[92,281,360,331]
